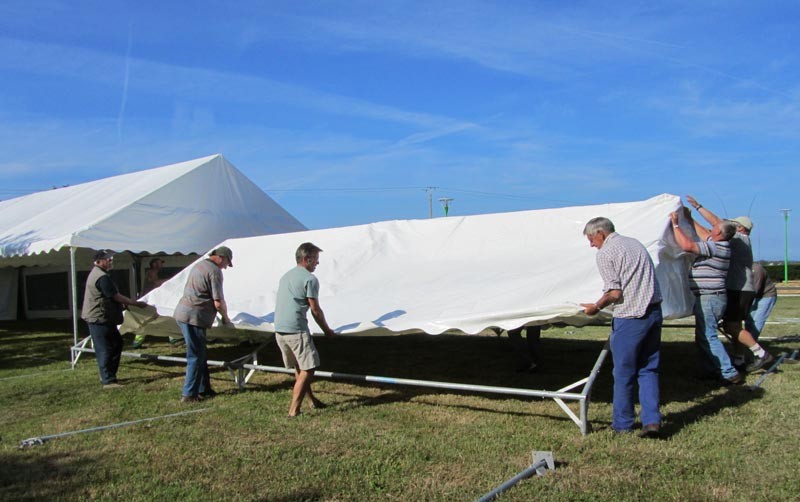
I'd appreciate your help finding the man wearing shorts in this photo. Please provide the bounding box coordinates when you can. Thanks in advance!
[274,242,335,417]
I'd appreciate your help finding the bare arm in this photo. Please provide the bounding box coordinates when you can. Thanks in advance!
[308,297,335,336]
[581,289,622,315]
[214,299,232,325]
[670,211,700,254]
[686,195,722,226]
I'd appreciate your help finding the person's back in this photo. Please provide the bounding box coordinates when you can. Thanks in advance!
[275,266,318,333]
[727,232,754,292]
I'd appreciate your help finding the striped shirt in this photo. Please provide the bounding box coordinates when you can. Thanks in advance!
[689,239,730,295]
[596,232,662,319]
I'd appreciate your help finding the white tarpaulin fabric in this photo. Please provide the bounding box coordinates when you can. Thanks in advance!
[129,194,693,337]
[0,154,305,259]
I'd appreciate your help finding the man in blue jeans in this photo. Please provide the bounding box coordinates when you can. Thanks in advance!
[581,217,663,438]
[173,246,234,402]
[671,209,741,384]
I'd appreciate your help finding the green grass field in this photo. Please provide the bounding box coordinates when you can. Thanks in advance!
[2,298,799,501]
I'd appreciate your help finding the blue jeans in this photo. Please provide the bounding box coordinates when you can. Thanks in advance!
[88,323,123,385]
[693,294,737,379]
[610,305,662,431]
[745,296,777,340]
[178,322,211,397]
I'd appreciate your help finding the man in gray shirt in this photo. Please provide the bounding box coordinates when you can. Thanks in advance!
[274,242,335,417]
[173,246,233,402]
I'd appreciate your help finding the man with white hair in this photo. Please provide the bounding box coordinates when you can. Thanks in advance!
[671,209,741,384]
[686,196,774,372]
[581,217,663,438]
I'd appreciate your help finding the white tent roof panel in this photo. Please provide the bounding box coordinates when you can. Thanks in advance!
[0,154,306,259]
[137,193,693,336]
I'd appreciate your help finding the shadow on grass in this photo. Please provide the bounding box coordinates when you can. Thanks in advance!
[4,320,783,434]
[0,450,98,500]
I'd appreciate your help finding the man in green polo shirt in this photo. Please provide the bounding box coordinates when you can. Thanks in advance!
[274,242,336,417]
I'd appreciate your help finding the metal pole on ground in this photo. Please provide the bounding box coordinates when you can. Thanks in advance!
[19,408,209,449]
[476,451,555,502]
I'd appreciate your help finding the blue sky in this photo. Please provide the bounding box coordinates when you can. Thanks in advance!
[1,1,798,260]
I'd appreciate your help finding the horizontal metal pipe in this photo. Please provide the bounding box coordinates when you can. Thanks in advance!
[244,363,584,401]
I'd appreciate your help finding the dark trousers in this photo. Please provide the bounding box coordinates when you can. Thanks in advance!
[88,322,123,385]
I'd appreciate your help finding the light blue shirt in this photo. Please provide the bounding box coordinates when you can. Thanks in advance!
[274,266,320,333]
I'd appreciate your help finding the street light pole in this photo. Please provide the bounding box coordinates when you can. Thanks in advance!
[780,209,791,283]
[439,197,454,217]
[424,187,438,219]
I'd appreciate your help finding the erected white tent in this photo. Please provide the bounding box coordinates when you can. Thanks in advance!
[0,154,305,338]
[129,193,693,338]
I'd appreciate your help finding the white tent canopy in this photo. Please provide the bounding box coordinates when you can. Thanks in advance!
[0,154,304,259]
[0,154,306,325]
[132,194,693,337]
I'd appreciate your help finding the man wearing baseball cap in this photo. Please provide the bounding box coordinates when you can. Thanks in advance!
[685,196,774,372]
[81,250,148,388]
[173,246,234,402]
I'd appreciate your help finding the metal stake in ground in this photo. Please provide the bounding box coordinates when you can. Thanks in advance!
[19,408,209,449]
[476,451,555,502]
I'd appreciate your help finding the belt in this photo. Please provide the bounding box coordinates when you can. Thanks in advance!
[696,291,725,296]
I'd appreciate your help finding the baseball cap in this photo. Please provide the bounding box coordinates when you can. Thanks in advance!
[211,246,234,267]
[93,249,115,261]
[731,216,753,231]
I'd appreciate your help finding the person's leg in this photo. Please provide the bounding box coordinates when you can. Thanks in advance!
[179,322,203,397]
[289,369,314,416]
[526,326,542,366]
[703,296,738,380]
[107,326,123,382]
[89,323,115,384]
[609,319,638,432]
[693,298,719,376]
[132,333,146,349]
[747,296,776,340]
[507,328,533,371]
[637,308,662,428]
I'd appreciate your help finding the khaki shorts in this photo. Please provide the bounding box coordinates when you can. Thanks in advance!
[276,332,320,371]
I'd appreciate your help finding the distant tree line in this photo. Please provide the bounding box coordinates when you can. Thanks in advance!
[762,263,800,281]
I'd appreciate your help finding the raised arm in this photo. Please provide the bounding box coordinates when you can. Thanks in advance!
[670,211,699,254]
[686,195,723,226]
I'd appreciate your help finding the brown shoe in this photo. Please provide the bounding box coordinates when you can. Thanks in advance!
[180,395,200,403]
[638,423,660,438]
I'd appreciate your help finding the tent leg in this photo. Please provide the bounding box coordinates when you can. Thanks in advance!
[578,340,610,435]
[69,246,79,367]
[71,336,92,369]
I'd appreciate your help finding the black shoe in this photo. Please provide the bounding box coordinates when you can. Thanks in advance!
[199,389,217,399]
[745,352,775,373]
[722,372,744,386]
[638,423,660,438]
[180,395,200,403]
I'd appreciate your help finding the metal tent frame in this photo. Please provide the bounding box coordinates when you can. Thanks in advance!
[71,333,610,435]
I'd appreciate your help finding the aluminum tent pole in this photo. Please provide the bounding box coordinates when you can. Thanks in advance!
[70,246,79,366]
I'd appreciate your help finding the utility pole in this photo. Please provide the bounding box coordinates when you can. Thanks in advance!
[439,197,454,217]
[780,209,791,283]
[424,187,438,218]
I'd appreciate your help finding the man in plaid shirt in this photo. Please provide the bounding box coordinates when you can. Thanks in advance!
[581,217,663,438]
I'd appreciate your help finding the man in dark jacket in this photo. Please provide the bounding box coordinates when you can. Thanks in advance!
[81,250,147,388]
